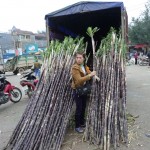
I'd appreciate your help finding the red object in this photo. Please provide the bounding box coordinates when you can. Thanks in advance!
[20,80,36,90]
[134,53,138,59]
[0,76,22,105]
[19,72,38,98]
[134,44,146,49]
[4,84,15,96]
[15,49,19,56]
[34,79,38,85]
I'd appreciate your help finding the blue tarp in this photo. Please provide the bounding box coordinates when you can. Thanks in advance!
[45,1,124,19]
[45,1,126,40]
[3,53,15,59]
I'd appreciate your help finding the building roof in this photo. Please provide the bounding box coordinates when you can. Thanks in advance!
[11,26,34,35]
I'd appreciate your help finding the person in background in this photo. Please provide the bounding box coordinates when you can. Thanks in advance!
[134,52,138,65]
[71,51,96,133]
[33,60,41,78]
[147,51,150,66]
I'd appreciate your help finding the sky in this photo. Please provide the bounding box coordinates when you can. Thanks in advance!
[0,0,148,33]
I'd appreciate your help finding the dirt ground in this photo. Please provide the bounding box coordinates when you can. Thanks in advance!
[0,65,150,150]
[62,65,150,150]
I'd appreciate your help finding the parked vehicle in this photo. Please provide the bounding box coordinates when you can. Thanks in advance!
[45,1,128,55]
[0,71,22,105]
[3,54,43,75]
[19,72,38,98]
[138,56,149,66]
[126,57,135,66]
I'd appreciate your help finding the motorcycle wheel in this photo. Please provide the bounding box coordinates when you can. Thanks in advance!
[139,60,144,66]
[27,87,33,98]
[10,87,22,103]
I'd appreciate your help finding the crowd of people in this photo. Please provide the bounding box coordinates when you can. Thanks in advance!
[134,51,150,66]
[127,51,150,66]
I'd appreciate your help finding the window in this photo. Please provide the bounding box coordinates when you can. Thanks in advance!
[19,35,25,40]
[26,35,30,40]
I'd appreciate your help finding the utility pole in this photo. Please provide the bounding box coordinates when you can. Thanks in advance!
[0,45,4,70]
[0,45,2,64]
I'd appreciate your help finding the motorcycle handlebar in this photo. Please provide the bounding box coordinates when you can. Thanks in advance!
[0,75,5,79]
[0,70,5,74]
[20,72,34,79]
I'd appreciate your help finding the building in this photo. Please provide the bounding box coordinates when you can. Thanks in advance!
[11,26,47,53]
[0,27,47,64]
[11,26,35,51]
[35,33,47,50]
[0,32,14,51]
[0,32,14,64]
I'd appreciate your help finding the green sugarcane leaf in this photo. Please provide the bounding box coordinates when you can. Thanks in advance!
[86,27,100,38]
[93,27,99,34]
[86,27,93,37]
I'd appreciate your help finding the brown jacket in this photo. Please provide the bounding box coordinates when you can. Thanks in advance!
[71,63,91,89]
[34,62,41,69]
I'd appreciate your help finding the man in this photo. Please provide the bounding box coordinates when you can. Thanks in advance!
[147,51,150,66]
[33,60,41,78]
[134,52,138,65]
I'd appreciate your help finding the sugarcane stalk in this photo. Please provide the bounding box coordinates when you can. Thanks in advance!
[4,29,128,150]
[84,28,128,150]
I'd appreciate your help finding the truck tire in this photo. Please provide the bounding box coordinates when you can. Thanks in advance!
[18,68,25,74]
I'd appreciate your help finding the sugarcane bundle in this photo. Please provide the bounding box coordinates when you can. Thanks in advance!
[84,28,128,150]
[4,37,86,150]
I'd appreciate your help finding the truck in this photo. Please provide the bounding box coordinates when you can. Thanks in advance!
[44,1,128,60]
[3,54,43,74]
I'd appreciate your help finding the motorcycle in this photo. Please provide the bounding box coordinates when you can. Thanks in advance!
[19,72,38,98]
[138,56,149,66]
[0,71,22,105]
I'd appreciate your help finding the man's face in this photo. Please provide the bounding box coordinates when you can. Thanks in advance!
[75,54,84,65]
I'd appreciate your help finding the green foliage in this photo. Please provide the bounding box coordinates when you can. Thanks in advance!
[96,28,126,58]
[86,27,99,38]
[129,0,150,44]
[44,36,85,59]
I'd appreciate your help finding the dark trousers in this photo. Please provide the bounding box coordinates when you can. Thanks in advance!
[135,58,137,65]
[73,91,87,128]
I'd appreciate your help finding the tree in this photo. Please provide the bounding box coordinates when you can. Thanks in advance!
[37,30,46,34]
[129,0,150,44]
